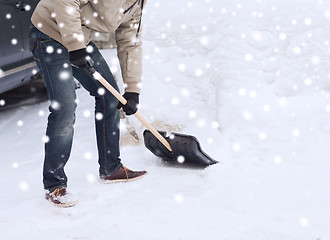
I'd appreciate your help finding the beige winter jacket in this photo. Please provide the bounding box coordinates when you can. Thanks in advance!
[31,0,146,93]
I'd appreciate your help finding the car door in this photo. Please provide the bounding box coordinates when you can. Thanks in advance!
[17,0,39,81]
[0,0,25,91]
[0,0,40,94]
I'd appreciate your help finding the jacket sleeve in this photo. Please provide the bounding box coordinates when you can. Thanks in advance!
[54,0,86,51]
[115,12,143,94]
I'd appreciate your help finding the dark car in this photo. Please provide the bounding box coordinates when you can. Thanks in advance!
[0,0,40,95]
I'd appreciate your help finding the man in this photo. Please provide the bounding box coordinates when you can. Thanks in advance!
[29,0,147,207]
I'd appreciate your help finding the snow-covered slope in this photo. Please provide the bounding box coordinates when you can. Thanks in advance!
[1,0,330,239]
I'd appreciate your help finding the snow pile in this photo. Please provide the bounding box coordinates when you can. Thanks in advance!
[140,0,330,167]
[0,0,330,240]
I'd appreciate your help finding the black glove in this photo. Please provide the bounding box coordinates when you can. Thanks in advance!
[117,92,139,115]
[69,48,95,74]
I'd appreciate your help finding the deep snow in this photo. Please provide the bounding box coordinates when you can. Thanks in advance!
[1,0,330,239]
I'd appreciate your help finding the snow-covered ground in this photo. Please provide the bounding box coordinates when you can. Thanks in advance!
[1,0,330,239]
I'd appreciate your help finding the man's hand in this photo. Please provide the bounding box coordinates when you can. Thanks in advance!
[69,48,95,74]
[117,92,139,115]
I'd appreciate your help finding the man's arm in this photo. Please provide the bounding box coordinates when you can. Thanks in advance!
[115,12,143,94]
[54,0,86,51]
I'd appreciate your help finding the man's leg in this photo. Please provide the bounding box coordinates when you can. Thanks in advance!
[72,42,147,182]
[31,34,77,191]
[71,42,122,176]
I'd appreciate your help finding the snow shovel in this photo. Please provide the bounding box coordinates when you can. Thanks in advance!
[92,71,218,167]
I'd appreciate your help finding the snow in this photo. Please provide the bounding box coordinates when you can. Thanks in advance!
[1,0,330,239]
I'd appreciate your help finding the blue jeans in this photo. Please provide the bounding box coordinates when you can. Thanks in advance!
[29,26,122,191]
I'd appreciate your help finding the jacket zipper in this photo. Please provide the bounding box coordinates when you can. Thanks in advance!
[123,0,139,14]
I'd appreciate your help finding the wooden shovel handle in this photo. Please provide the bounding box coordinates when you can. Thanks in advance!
[92,71,173,152]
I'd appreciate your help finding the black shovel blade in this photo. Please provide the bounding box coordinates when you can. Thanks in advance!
[143,130,218,167]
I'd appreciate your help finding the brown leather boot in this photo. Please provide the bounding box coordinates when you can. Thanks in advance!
[100,165,147,183]
[45,187,78,208]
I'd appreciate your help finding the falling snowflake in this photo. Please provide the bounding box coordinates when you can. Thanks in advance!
[259,132,267,140]
[11,39,18,45]
[299,217,309,227]
[200,37,208,46]
[38,110,45,116]
[171,97,180,105]
[304,18,312,26]
[51,100,60,110]
[325,10,330,18]
[97,88,105,95]
[293,47,301,54]
[189,110,197,119]
[174,193,184,203]
[279,33,287,40]
[83,110,91,118]
[207,138,213,144]
[86,45,94,53]
[263,104,271,112]
[244,53,253,61]
[233,143,240,151]
[42,135,50,143]
[17,120,24,127]
[279,97,288,106]
[84,152,92,160]
[24,5,31,11]
[178,63,186,71]
[66,6,75,14]
[311,56,320,65]
[253,32,262,41]
[243,111,253,121]
[180,88,190,97]
[110,65,118,73]
[238,88,247,96]
[95,112,103,120]
[19,182,29,191]
[86,173,96,183]
[59,71,70,80]
[292,129,300,137]
[304,78,312,86]
[195,69,203,77]
[212,121,219,129]
[0,99,5,106]
[12,162,19,168]
[249,90,257,98]
[326,105,330,112]
[274,156,282,164]
[197,118,206,128]
[177,155,185,164]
